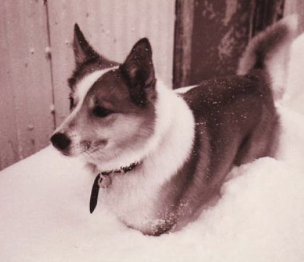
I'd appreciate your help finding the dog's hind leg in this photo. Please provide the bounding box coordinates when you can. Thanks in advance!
[234,112,279,166]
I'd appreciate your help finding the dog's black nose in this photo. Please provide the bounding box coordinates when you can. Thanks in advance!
[51,133,71,151]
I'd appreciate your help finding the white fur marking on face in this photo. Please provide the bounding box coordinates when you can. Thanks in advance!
[75,67,118,113]
[54,67,118,134]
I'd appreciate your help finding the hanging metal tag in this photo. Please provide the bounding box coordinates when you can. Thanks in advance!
[89,173,112,213]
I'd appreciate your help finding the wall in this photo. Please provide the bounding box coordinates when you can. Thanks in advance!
[173,0,285,88]
[0,1,54,169]
[0,0,175,170]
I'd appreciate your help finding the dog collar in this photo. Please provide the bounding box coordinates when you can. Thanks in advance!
[89,162,140,213]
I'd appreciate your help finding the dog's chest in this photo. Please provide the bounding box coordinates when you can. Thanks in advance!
[98,170,165,233]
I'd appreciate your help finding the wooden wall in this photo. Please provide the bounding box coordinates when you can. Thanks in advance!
[0,0,54,169]
[0,0,175,170]
[173,0,285,88]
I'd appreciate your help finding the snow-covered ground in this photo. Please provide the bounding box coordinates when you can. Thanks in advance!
[1,35,304,262]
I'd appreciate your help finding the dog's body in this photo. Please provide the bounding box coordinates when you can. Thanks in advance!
[51,17,297,235]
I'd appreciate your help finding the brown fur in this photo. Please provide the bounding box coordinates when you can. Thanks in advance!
[151,71,279,234]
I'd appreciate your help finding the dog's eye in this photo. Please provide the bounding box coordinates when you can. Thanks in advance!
[92,106,113,118]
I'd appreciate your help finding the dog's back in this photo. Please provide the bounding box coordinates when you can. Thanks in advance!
[173,72,278,225]
[163,16,298,233]
[184,70,277,165]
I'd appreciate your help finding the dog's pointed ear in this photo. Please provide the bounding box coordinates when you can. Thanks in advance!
[120,38,156,107]
[73,24,96,65]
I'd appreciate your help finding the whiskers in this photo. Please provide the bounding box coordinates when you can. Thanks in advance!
[81,145,107,163]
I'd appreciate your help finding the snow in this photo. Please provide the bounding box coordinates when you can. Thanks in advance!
[1,35,304,262]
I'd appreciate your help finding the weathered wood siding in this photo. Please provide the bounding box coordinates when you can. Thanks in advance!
[173,0,284,88]
[0,0,54,169]
[0,0,175,170]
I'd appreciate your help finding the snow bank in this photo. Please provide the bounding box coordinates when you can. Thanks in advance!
[1,34,304,262]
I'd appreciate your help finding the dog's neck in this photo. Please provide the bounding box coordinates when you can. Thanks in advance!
[86,160,141,178]
[138,85,196,185]
[98,161,141,176]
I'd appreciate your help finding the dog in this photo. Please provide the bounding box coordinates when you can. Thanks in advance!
[51,16,297,236]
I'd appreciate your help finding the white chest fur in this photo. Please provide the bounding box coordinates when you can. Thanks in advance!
[98,84,195,233]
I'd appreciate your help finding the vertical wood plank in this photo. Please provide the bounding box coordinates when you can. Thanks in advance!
[0,0,54,170]
[173,0,195,89]
[188,0,254,85]
[47,0,176,126]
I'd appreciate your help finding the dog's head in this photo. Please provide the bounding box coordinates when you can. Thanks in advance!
[51,24,158,170]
